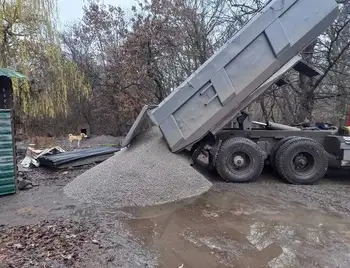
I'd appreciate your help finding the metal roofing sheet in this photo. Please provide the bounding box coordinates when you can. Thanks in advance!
[38,147,120,168]
[0,68,26,79]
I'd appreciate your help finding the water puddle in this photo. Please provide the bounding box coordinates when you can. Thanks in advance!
[120,189,350,268]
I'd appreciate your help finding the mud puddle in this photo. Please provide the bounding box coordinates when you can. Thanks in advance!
[121,189,350,268]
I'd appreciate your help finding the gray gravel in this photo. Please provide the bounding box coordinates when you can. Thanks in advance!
[64,127,212,208]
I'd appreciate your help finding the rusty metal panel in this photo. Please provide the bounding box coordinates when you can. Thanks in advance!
[0,109,16,196]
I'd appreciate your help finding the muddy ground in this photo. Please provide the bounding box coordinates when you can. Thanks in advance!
[1,137,350,268]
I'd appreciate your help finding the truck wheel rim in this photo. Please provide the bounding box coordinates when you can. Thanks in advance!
[228,152,251,174]
[291,152,315,175]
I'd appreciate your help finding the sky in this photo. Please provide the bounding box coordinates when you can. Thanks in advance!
[57,0,135,28]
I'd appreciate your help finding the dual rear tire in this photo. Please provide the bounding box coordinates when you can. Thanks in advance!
[273,137,328,184]
[215,137,328,184]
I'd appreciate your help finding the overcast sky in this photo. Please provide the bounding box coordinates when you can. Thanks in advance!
[58,0,135,28]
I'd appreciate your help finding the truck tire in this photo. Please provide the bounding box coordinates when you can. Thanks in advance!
[269,136,296,173]
[216,137,265,183]
[275,138,328,184]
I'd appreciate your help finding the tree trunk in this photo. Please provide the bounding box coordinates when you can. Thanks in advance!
[295,41,317,123]
[296,75,315,123]
[335,86,348,126]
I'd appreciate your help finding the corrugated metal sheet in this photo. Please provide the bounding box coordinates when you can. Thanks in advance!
[0,109,16,195]
[0,68,26,78]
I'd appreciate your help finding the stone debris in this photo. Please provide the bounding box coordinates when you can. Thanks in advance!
[17,173,34,191]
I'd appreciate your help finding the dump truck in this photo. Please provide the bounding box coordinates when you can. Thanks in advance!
[122,0,350,185]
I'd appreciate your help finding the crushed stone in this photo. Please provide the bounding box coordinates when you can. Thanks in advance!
[64,127,212,208]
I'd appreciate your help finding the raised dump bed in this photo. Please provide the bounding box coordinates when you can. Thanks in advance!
[142,0,339,153]
[122,0,349,185]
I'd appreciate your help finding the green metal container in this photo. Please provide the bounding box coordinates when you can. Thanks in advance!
[0,109,16,195]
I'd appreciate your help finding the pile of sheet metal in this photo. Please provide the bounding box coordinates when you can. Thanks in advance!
[38,147,120,169]
[21,146,120,169]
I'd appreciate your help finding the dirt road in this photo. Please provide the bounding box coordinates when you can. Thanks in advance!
[0,159,349,267]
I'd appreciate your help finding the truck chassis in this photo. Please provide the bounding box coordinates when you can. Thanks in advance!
[191,112,350,185]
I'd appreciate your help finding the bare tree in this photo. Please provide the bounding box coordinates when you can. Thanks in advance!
[259,0,350,125]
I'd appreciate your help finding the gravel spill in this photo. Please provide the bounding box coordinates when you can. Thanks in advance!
[64,127,212,208]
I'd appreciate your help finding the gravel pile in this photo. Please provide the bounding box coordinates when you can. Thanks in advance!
[64,127,212,208]
[85,135,123,146]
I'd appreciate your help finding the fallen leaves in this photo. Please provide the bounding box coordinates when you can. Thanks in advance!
[0,219,93,267]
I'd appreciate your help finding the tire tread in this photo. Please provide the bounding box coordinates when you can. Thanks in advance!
[275,137,328,184]
[216,137,264,183]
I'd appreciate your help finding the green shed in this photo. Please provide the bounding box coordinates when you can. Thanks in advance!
[0,109,16,195]
[0,69,26,196]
